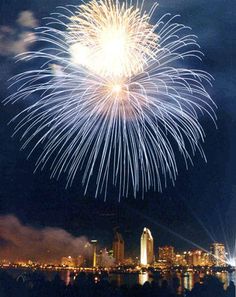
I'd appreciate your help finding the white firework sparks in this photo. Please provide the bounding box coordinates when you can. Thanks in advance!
[4,0,216,199]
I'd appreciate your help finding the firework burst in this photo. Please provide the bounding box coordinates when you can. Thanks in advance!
[4,0,216,199]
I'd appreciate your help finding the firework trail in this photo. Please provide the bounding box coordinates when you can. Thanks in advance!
[4,0,216,199]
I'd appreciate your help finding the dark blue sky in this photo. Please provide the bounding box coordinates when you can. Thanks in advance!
[0,0,235,256]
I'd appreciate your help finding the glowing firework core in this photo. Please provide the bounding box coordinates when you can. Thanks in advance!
[111,84,122,93]
[68,0,158,78]
[5,0,216,199]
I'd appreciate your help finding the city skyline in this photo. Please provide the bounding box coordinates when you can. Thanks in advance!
[0,0,235,296]
[0,0,235,253]
[0,215,230,268]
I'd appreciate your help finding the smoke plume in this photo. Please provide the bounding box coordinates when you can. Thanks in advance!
[0,215,90,264]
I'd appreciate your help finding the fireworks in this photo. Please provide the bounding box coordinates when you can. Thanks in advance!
[68,0,158,78]
[4,0,216,199]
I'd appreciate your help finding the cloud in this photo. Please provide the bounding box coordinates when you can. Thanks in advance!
[17,11,38,28]
[0,30,36,56]
[0,215,90,264]
[0,11,38,57]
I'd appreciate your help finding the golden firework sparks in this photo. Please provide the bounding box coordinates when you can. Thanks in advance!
[68,0,158,78]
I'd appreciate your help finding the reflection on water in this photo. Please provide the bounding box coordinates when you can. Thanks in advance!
[109,271,235,294]
[183,272,192,292]
[138,272,149,285]
[174,271,234,293]
[180,271,201,291]
[109,272,140,287]
[65,270,71,286]
[1,268,235,294]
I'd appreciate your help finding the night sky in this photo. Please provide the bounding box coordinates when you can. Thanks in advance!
[0,0,235,258]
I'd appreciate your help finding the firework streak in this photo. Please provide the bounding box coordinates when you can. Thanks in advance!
[5,0,216,199]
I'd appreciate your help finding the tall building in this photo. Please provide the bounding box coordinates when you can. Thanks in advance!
[185,251,193,266]
[91,240,98,267]
[192,250,204,266]
[96,248,114,267]
[113,231,125,265]
[140,227,154,266]
[76,255,85,267]
[175,253,187,266]
[202,252,212,266]
[185,250,203,266]
[158,246,175,266]
[211,243,226,266]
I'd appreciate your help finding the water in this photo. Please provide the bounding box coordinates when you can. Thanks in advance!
[109,271,235,293]
[1,268,235,294]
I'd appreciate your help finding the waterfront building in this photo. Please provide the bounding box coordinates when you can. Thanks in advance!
[76,255,84,267]
[192,250,204,266]
[91,240,98,267]
[202,252,212,266]
[140,227,154,266]
[175,253,187,266]
[185,251,193,266]
[61,256,75,267]
[210,243,226,266]
[96,248,114,267]
[185,250,204,266]
[184,250,212,267]
[158,246,175,267]
[113,231,125,265]
[123,257,134,266]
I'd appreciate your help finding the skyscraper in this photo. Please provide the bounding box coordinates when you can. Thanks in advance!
[91,240,98,267]
[158,246,175,266]
[140,227,154,266]
[113,231,124,265]
[211,243,226,267]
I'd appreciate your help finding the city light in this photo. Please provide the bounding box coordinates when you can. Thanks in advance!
[0,231,232,271]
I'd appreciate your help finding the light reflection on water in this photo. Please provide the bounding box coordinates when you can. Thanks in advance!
[1,268,235,294]
[109,271,236,293]
[138,272,149,285]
